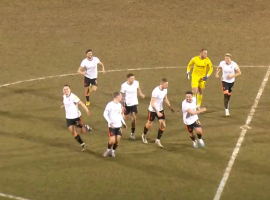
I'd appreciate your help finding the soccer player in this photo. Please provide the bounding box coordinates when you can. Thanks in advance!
[120,73,145,140]
[186,49,213,109]
[78,49,106,106]
[103,92,127,158]
[62,85,92,151]
[142,78,174,148]
[216,53,241,116]
[182,91,206,148]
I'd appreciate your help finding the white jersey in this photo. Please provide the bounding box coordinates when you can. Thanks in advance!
[120,80,139,106]
[182,97,199,125]
[80,57,100,79]
[103,101,126,128]
[63,93,81,119]
[148,86,167,112]
[219,60,239,83]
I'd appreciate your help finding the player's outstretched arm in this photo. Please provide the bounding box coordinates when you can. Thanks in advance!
[98,62,106,74]
[233,67,242,77]
[137,84,145,98]
[78,66,86,76]
[78,101,91,116]
[187,107,206,115]
[120,113,127,129]
[216,66,222,78]
[186,58,194,79]
[203,60,213,81]
[207,60,214,77]
[164,95,174,113]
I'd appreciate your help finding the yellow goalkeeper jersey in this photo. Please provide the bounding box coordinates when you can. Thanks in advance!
[187,56,213,77]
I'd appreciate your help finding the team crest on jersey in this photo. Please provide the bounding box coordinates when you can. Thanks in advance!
[204,61,206,64]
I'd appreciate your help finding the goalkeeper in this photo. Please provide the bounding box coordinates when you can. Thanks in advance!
[186,49,213,109]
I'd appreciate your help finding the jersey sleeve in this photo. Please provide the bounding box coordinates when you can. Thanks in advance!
[234,63,239,70]
[192,97,197,105]
[120,84,125,93]
[104,102,111,112]
[151,88,158,98]
[207,58,213,76]
[182,102,190,112]
[187,57,195,72]
[95,57,100,63]
[80,60,85,67]
[219,61,223,68]
[73,95,80,104]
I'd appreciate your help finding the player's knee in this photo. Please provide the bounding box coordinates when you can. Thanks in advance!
[131,117,136,123]
[146,121,153,127]
[109,137,115,144]
[160,123,166,130]
[198,89,203,94]
[92,87,97,92]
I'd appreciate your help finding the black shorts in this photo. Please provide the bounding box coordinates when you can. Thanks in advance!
[222,81,234,94]
[84,76,97,87]
[148,110,165,121]
[66,117,84,128]
[108,127,122,137]
[124,105,138,115]
[185,120,202,133]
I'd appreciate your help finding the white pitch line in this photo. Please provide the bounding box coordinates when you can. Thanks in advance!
[0,192,34,200]
[213,64,270,200]
[0,65,267,89]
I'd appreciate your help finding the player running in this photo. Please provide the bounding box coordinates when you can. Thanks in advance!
[120,73,145,140]
[103,92,127,158]
[78,49,106,106]
[182,91,206,148]
[216,53,241,116]
[186,49,213,109]
[142,78,174,148]
[62,85,92,151]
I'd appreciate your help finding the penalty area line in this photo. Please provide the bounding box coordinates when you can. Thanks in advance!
[0,65,267,89]
[213,64,270,200]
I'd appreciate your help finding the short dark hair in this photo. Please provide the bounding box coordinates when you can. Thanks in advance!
[63,84,70,88]
[161,78,168,83]
[127,73,134,78]
[200,48,207,52]
[86,49,92,54]
[185,91,193,95]
[113,91,121,98]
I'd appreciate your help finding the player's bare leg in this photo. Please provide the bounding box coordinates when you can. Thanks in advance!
[78,118,92,134]
[85,87,90,106]
[188,131,198,148]
[103,135,115,157]
[68,125,87,151]
[111,135,121,158]
[223,91,230,116]
[142,120,153,143]
[194,127,204,147]
[87,85,97,106]
[130,112,136,139]
[91,85,97,92]
[155,120,166,148]
[78,125,93,134]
